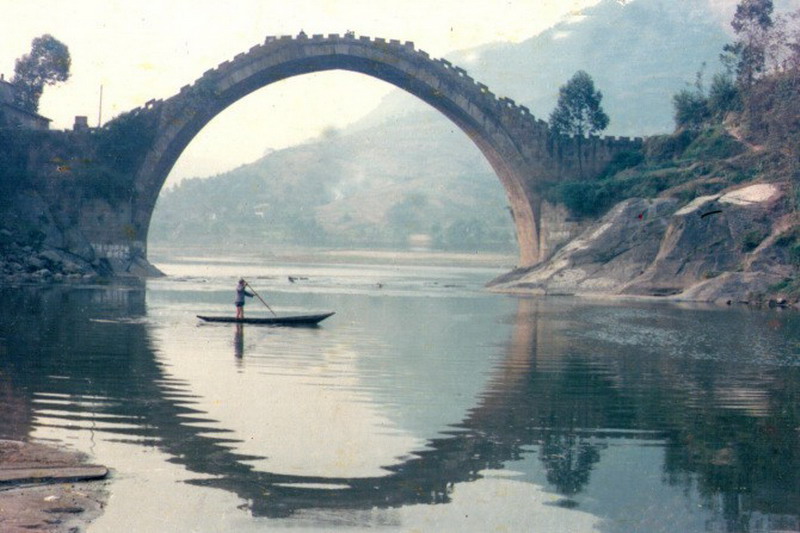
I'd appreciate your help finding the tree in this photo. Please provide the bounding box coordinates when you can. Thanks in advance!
[672,88,710,130]
[549,70,610,139]
[766,8,800,72]
[672,67,712,131]
[721,0,774,86]
[707,72,741,117]
[11,34,71,113]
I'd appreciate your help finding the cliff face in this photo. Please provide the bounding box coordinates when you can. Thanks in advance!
[0,186,161,283]
[489,182,796,304]
[0,131,162,283]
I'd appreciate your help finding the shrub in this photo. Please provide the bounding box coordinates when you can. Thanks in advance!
[554,180,611,218]
[644,131,697,161]
[741,70,800,154]
[95,110,157,176]
[707,73,741,117]
[673,88,710,131]
[598,150,645,179]
[681,127,745,160]
[741,228,769,252]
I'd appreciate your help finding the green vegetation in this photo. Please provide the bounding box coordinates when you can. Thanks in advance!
[768,227,800,297]
[543,129,751,218]
[549,70,610,139]
[63,110,159,204]
[547,0,799,220]
[721,0,775,87]
[549,70,610,178]
[95,111,157,177]
[740,228,768,252]
[776,227,800,266]
[672,75,711,132]
[11,34,71,113]
[2,38,153,207]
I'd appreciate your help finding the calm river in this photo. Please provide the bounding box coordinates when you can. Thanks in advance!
[1,250,798,532]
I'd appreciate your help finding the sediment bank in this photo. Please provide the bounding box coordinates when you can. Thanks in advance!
[0,440,108,532]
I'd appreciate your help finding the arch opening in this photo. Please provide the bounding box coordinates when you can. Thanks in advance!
[134,38,545,267]
[148,81,523,260]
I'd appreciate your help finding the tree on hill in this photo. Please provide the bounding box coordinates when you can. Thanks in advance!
[721,0,774,87]
[549,70,610,177]
[674,1,799,133]
[548,70,610,139]
[11,34,71,113]
[672,68,711,131]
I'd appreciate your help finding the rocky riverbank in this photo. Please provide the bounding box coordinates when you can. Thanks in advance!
[489,182,798,307]
[0,235,105,284]
[0,440,108,532]
[0,230,162,284]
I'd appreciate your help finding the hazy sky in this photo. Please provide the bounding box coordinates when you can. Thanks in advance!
[1,0,610,185]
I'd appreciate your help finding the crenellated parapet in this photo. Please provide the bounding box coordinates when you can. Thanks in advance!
[96,32,644,268]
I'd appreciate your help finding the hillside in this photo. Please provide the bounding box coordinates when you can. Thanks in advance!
[149,0,731,252]
[149,118,514,250]
[489,64,800,304]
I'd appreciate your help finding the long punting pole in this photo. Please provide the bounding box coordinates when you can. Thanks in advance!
[244,281,278,317]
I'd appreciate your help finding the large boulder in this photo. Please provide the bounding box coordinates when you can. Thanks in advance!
[489,182,794,303]
[489,197,677,294]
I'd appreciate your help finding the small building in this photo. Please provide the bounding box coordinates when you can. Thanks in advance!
[0,74,52,130]
[73,115,89,132]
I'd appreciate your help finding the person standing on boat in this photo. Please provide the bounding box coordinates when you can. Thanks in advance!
[235,278,254,319]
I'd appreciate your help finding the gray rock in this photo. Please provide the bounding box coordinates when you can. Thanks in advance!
[489,197,677,294]
[490,182,794,303]
[676,272,783,303]
[63,261,84,274]
[26,256,45,270]
[63,227,96,262]
[39,250,63,265]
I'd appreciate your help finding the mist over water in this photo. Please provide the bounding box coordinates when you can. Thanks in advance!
[1,250,798,532]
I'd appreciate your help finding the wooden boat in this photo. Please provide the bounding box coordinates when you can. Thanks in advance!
[196,312,334,326]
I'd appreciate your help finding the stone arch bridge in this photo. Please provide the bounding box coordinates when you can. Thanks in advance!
[92,32,641,269]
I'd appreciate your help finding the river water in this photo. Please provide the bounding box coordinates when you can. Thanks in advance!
[1,249,798,532]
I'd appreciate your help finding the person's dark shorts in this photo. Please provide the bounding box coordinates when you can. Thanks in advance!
[235,302,244,307]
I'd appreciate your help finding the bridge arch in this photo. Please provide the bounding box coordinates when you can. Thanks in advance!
[127,33,639,267]
[131,33,546,265]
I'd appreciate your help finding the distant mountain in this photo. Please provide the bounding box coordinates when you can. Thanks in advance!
[150,0,731,252]
[355,0,731,136]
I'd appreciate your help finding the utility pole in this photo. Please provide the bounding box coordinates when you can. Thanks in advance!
[97,85,103,127]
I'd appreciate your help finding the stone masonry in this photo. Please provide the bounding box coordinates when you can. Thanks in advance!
[8,33,643,272]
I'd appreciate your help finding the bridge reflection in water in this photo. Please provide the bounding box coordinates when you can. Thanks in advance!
[0,286,798,529]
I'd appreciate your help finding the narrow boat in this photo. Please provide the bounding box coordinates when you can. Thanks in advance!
[196,312,335,326]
